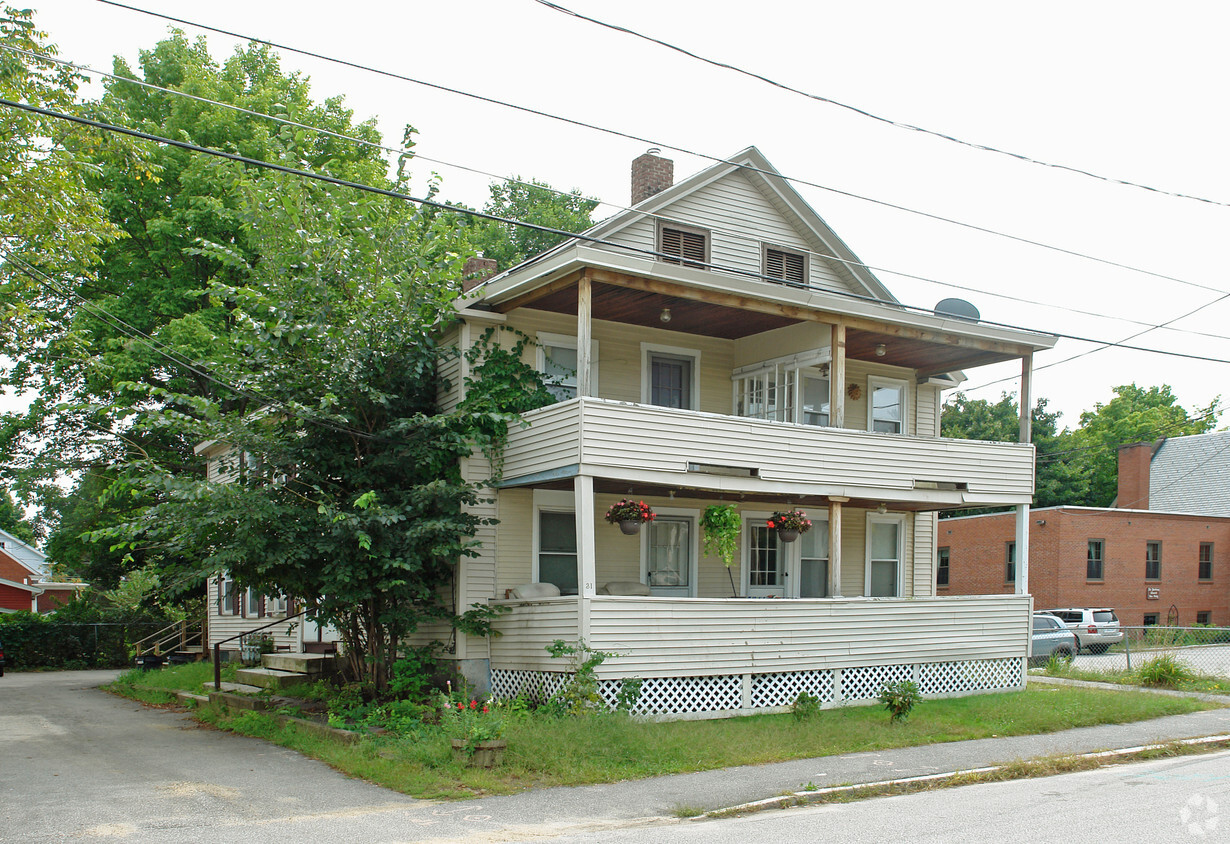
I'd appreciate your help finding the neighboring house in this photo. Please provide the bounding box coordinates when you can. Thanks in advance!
[204,148,1057,716]
[939,436,1230,627]
[0,529,89,613]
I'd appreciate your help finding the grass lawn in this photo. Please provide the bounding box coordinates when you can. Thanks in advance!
[108,667,1224,800]
[1036,662,1230,695]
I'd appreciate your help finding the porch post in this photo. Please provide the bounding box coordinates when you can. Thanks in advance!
[828,497,847,597]
[577,272,593,398]
[830,322,846,428]
[574,474,597,641]
[1015,353,1033,596]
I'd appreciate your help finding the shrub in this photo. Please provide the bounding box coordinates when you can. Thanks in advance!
[878,680,921,723]
[545,639,618,715]
[1137,654,1195,688]
[792,690,821,721]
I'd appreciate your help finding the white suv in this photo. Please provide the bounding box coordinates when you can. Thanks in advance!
[1044,607,1123,653]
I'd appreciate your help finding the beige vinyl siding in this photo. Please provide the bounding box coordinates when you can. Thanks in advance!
[205,576,299,651]
[496,489,533,594]
[205,446,242,484]
[841,510,867,596]
[601,171,856,295]
[501,401,581,481]
[916,383,941,438]
[494,594,1031,679]
[437,325,462,413]
[731,322,831,369]
[912,512,937,597]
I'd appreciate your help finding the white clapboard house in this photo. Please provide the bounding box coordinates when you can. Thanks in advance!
[206,147,1056,716]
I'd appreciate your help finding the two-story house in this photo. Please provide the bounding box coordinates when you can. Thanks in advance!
[434,148,1057,716]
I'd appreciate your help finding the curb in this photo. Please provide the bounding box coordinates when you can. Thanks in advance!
[1029,674,1230,703]
[697,733,1230,819]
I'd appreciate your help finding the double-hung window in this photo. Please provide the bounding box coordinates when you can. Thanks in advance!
[1145,541,1161,580]
[1199,543,1213,580]
[218,575,237,616]
[800,524,830,598]
[937,547,950,587]
[866,514,904,597]
[537,333,597,402]
[868,377,907,434]
[1005,541,1016,584]
[536,510,578,595]
[643,343,700,410]
[1087,540,1105,580]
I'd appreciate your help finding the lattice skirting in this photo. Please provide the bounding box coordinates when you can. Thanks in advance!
[492,658,1022,717]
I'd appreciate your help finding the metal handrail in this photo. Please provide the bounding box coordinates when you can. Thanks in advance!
[212,608,308,692]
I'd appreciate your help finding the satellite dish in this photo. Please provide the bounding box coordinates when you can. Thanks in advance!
[934,298,980,321]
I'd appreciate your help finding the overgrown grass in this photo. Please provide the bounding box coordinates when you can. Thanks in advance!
[1039,659,1230,695]
[111,676,1222,799]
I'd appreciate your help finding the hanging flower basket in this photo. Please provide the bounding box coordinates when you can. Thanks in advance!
[605,499,655,534]
[767,509,812,542]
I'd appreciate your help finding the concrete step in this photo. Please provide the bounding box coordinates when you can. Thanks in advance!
[234,667,310,690]
[261,652,340,676]
[204,681,264,694]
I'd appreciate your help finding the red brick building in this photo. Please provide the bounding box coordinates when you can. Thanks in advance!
[0,529,88,614]
[939,435,1230,626]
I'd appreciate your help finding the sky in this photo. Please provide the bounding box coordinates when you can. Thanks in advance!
[9,0,1230,429]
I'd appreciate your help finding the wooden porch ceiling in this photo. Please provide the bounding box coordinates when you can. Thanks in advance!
[493,269,1031,370]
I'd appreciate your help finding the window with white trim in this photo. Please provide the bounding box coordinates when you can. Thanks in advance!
[937,547,950,587]
[645,516,693,592]
[732,355,831,426]
[658,222,708,268]
[868,377,908,434]
[763,245,808,285]
[1005,541,1016,584]
[537,510,578,595]
[266,594,288,617]
[218,575,237,616]
[865,514,904,597]
[642,343,700,411]
[799,522,830,598]
[244,586,262,618]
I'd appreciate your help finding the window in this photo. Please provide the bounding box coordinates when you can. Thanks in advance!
[642,344,700,410]
[1143,613,1159,626]
[801,371,829,426]
[244,586,262,618]
[218,575,237,616]
[763,245,808,285]
[1005,542,1016,584]
[1087,540,1104,580]
[1199,542,1213,580]
[646,516,693,593]
[866,514,903,597]
[266,594,288,617]
[800,524,830,598]
[867,377,907,434]
[936,547,950,588]
[537,510,578,594]
[1145,541,1161,580]
[536,333,597,402]
[748,523,780,588]
[658,222,708,268]
[1197,611,1211,625]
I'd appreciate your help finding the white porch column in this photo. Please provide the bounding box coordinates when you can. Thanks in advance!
[577,273,593,397]
[574,474,596,642]
[1015,353,1033,597]
[828,497,847,597]
[830,322,846,428]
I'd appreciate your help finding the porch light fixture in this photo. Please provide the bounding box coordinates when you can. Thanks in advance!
[875,343,887,357]
[660,308,672,323]
[877,503,888,514]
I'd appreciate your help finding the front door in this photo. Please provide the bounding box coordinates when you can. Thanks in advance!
[745,520,787,597]
[645,516,694,597]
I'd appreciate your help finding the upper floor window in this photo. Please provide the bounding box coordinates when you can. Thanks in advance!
[763,245,807,285]
[868,377,907,434]
[936,547,950,587]
[1087,540,1105,580]
[536,333,597,402]
[658,222,708,268]
[733,360,829,426]
[1145,541,1161,580]
[1199,542,1213,580]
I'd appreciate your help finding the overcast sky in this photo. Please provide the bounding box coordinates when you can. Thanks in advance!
[12,0,1230,429]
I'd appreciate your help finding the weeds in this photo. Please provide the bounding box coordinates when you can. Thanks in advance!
[878,680,921,723]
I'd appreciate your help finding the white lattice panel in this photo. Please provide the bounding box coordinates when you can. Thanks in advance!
[750,669,836,709]
[841,664,912,701]
[598,674,742,714]
[490,669,568,702]
[918,658,1020,695]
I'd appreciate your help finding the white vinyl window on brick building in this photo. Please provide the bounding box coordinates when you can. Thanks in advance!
[763,246,807,285]
[659,223,708,268]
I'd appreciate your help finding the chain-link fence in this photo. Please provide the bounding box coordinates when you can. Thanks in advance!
[1072,626,1230,678]
[0,621,170,670]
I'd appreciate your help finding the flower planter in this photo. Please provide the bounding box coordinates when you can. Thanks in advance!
[451,738,507,767]
[776,528,800,543]
[619,520,642,536]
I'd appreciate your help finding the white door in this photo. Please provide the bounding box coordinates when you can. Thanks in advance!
[645,517,694,597]
[745,520,787,597]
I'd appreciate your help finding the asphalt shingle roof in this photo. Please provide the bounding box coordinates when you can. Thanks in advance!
[1149,430,1230,517]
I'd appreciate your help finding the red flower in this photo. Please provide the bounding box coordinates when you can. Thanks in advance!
[482,706,489,713]
[457,702,464,710]
[470,700,478,709]
[766,520,776,529]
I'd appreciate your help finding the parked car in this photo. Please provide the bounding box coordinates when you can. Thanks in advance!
[0,638,5,677]
[1031,613,1077,665]
[1044,607,1123,653]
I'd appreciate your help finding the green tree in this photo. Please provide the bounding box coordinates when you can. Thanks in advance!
[0,488,36,545]
[1071,384,1219,506]
[470,177,598,270]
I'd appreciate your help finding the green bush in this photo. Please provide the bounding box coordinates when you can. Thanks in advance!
[1137,654,1195,688]
[878,680,921,723]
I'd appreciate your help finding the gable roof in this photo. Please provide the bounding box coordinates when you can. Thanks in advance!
[0,527,46,579]
[1149,430,1230,516]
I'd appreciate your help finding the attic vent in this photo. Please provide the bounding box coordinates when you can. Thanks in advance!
[764,246,807,285]
[659,224,708,268]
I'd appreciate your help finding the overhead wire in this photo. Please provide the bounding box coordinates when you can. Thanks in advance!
[16,43,1230,345]
[8,96,1230,370]
[90,0,1229,299]
[534,0,1230,209]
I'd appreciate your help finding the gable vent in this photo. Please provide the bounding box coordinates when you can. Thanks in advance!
[765,247,807,284]
[661,226,708,268]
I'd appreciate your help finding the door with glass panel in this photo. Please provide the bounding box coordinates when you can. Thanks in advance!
[745,520,786,597]
[645,516,694,597]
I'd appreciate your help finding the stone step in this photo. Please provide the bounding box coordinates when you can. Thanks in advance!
[261,652,340,675]
[235,667,311,690]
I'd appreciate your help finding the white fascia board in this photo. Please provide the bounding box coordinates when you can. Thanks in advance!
[476,245,1057,352]
[0,575,43,594]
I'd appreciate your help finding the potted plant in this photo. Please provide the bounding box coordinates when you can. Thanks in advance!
[440,695,507,767]
[701,504,742,596]
[767,509,812,543]
[604,498,655,535]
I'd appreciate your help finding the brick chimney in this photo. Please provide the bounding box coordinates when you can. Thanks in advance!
[462,256,498,293]
[631,148,674,205]
[1116,441,1154,509]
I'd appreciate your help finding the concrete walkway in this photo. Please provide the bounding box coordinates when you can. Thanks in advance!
[3,671,1229,843]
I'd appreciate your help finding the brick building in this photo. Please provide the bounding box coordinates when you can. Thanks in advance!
[939,433,1230,626]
